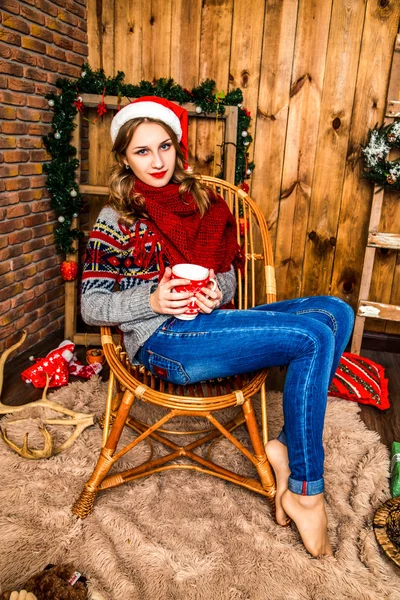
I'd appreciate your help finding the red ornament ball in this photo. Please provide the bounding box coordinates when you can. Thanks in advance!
[240,182,249,193]
[239,217,250,237]
[60,260,79,281]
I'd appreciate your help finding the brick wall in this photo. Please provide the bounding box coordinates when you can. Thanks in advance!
[0,0,88,354]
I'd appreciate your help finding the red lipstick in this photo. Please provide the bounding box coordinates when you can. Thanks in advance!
[150,171,167,179]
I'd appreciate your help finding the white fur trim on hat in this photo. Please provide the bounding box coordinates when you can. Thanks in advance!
[110,101,182,144]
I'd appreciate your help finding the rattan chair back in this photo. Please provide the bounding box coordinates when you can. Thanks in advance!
[201,176,276,308]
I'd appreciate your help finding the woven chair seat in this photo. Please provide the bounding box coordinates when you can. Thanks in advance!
[101,328,268,412]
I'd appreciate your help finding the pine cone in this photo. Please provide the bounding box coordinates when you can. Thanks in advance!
[387,506,400,548]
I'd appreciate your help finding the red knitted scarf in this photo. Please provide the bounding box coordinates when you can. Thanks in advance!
[128,179,243,277]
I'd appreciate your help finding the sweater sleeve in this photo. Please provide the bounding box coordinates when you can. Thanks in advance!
[216,266,237,305]
[81,285,159,329]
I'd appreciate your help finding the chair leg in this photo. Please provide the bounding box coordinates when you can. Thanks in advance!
[111,379,124,412]
[260,382,268,446]
[98,373,124,438]
[242,398,276,499]
[72,389,136,519]
[98,371,117,434]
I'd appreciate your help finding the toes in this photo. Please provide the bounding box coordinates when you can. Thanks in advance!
[275,505,285,525]
[274,492,289,526]
[276,512,289,526]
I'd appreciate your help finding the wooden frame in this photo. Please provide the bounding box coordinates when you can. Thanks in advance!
[64,96,239,344]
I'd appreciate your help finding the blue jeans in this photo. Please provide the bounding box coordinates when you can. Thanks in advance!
[136,296,354,496]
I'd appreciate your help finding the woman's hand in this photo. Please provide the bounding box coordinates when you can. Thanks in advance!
[195,269,223,314]
[150,266,193,315]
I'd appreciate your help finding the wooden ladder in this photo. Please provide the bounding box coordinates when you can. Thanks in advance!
[351,34,400,354]
[350,184,400,354]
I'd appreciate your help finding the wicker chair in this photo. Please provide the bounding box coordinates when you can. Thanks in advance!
[72,176,278,519]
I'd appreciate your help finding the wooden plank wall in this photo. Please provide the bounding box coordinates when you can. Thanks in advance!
[85,0,400,333]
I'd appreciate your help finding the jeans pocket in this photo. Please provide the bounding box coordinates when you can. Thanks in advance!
[147,350,190,385]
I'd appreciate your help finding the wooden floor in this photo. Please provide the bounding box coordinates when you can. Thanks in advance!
[358,349,400,449]
[1,330,399,448]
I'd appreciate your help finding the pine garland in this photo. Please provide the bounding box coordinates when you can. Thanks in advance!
[43,63,255,254]
[362,121,400,191]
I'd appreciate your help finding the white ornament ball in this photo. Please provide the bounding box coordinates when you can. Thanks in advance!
[48,99,55,107]
[243,140,250,146]
[246,168,251,175]
[54,131,61,140]
[72,212,79,218]
[195,106,202,114]
[58,216,65,223]
[70,189,78,197]
[237,103,242,108]
[81,71,86,77]
[241,131,248,138]
[77,95,83,102]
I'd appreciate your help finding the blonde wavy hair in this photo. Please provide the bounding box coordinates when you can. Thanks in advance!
[108,117,212,224]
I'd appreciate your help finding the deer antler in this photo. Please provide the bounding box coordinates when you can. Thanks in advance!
[0,329,28,399]
[0,331,96,459]
[1,425,54,459]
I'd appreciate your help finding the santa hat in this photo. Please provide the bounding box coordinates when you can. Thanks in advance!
[110,96,189,163]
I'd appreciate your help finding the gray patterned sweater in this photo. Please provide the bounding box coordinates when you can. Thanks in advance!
[81,206,237,363]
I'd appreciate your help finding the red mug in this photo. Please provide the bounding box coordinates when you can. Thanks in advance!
[171,263,217,320]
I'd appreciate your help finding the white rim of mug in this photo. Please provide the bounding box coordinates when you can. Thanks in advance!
[171,263,209,281]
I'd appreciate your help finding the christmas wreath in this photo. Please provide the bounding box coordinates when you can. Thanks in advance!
[362,121,400,191]
[43,63,255,254]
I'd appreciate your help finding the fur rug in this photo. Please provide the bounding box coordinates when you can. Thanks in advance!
[0,377,399,600]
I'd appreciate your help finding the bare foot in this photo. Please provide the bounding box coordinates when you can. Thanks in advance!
[265,439,290,526]
[281,489,333,558]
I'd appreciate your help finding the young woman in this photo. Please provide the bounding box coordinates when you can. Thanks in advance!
[82,96,354,558]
